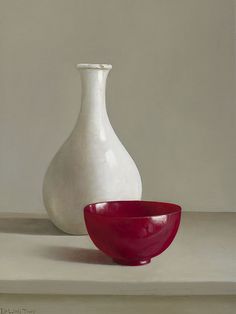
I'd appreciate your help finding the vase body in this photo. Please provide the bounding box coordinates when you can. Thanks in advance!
[43,63,142,235]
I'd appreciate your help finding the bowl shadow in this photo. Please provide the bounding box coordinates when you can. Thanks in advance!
[41,246,115,266]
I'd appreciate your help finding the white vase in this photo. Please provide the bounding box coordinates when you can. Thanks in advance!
[43,63,142,235]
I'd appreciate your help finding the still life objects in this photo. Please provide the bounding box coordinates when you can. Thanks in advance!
[84,200,181,266]
[43,64,142,235]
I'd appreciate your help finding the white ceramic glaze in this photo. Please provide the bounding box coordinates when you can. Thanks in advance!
[43,64,142,234]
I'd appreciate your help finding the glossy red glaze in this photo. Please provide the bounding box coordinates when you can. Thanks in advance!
[84,201,181,266]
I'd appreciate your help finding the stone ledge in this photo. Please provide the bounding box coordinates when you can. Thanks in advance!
[0,212,235,296]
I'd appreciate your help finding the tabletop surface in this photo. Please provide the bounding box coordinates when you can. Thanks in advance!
[0,212,235,295]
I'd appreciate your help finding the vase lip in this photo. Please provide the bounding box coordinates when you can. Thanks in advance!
[77,63,112,70]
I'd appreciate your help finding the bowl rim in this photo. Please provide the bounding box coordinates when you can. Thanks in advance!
[84,200,182,219]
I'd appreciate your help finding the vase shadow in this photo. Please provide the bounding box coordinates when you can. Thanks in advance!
[0,217,65,235]
[41,246,115,266]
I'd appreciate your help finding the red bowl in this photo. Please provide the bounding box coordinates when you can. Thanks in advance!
[84,200,181,266]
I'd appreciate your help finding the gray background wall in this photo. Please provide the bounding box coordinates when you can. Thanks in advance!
[0,0,235,213]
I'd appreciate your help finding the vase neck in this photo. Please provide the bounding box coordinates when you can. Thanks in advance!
[78,64,111,119]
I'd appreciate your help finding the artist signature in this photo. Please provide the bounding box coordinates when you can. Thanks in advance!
[0,308,36,314]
